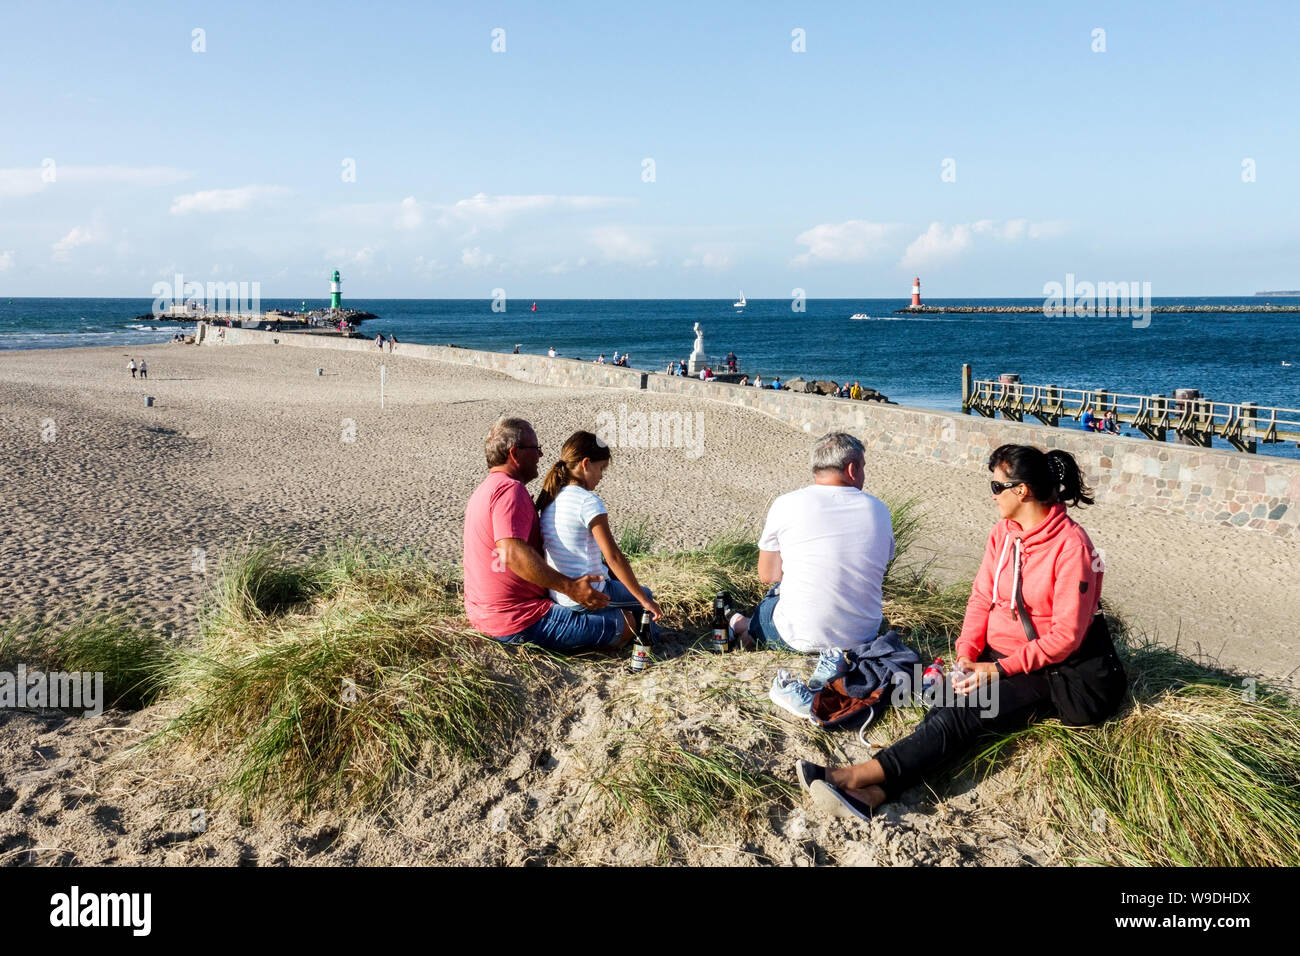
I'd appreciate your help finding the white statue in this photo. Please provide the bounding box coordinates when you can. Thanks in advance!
[688,322,707,375]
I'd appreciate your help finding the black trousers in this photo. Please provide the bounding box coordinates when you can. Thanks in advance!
[874,650,1056,800]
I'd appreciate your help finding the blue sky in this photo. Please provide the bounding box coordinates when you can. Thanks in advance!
[2,0,1298,298]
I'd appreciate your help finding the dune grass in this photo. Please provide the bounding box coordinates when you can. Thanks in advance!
[153,545,554,812]
[0,610,173,710]
[68,505,1295,867]
[971,624,1300,867]
[593,728,798,845]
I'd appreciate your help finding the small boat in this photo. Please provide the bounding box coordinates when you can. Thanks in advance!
[850,313,871,320]
[733,291,746,309]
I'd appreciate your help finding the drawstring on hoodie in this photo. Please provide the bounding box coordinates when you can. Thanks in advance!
[989,535,1024,619]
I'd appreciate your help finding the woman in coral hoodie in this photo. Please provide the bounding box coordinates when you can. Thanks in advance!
[796,443,1123,822]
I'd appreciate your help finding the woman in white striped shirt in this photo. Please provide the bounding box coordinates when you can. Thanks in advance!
[535,431,662,639]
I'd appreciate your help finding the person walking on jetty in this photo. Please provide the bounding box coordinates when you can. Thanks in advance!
[536,431,662,639]
[729,432,895,687]
[375,333,385,349]
[463,417,630,652]
[128,358,137,378]
[800,445,1126,822]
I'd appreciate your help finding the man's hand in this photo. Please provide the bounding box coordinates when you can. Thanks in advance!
[566,574,610,610]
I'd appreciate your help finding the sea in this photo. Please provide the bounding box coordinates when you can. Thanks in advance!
[3,296,1297,457]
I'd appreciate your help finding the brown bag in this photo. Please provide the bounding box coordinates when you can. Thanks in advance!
[810,679,888,729]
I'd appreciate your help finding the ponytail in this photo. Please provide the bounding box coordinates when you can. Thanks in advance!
[1045,449,1094,507]
[534,460,570,514]
[533,430,612,514]
[988,444,1094,507]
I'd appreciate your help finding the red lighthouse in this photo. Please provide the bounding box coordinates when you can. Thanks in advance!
[910,276,922,308]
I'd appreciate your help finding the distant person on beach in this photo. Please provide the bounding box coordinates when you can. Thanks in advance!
[612,350,620,365]
[128,359,137,378]
[375,333,385,349]
[138,360,147,379]
[1102,411,1119,434]
[739,376,749,386]
[727,351,738,372]
[754,375,763,389]
[729,432,893,661]
[771,376,782,390]
[800,445,1125,823]
[513,344,521,354]
[1081,409,1099,432]
[388,334,398,352]
[536,430,662,640]
[463,417,628,652]
[548,346,557,358]
[596,354,606,364]
[850,382,863,400]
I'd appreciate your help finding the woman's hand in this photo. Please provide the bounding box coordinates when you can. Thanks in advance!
[953,659,998,695]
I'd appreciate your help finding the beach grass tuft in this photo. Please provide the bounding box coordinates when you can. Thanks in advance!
[0,610,173,710]
[155,544,551,812]
[593,729,797,842]
[970,623,1300,867]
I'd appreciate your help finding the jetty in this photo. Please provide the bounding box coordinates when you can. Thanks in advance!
[961,364,1300,453]
[896,303,1300,314]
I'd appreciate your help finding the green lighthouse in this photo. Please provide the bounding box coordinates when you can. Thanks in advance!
[330,269,342,310]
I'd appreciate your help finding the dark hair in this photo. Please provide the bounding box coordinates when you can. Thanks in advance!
[534,430,612,514]
[988,444,1094,507]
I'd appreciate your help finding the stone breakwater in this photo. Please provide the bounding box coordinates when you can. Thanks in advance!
[195,323,1300,541]
[894,304,1300,314]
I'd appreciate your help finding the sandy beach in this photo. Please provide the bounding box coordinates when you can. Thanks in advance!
[0,339,1297,866]
[2,340,1296,681]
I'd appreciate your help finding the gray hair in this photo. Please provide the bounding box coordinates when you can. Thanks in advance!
[810,431,865,473]
[484,416,532,467]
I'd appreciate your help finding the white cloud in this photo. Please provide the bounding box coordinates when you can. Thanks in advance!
[442,193,626,230]
[682,246,733,271]
[169,185,288,215]
[792,220,899,265]
[460,247,496,269]
[0,164,192,200]
[52,225,102,260]
[589,226,656,267]
[395,196,425,231]
[324,246,377,267]
[0,251,13,271]
[900,219,1066,268]
[541,257,589,274]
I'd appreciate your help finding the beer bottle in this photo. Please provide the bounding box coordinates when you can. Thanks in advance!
[629,608,653,673]
[712,592,729,653]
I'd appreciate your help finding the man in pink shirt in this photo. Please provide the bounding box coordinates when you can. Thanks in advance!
[463,417,626,650]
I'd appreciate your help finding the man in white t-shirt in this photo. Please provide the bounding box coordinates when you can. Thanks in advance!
[731,432,894,655]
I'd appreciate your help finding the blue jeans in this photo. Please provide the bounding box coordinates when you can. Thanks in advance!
[745,586,799,652]
[497,582,655,651]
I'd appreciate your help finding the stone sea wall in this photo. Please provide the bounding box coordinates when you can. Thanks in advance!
[197,323,1300,540]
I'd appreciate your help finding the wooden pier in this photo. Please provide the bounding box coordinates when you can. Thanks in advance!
[960,364,1300,453]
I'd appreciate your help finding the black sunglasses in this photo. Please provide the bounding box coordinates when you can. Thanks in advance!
[515,444,542,452]
[990,480,1025,495]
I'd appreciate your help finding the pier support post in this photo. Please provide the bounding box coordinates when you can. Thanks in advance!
[961,364,973,414]
[1240,402,1258,454]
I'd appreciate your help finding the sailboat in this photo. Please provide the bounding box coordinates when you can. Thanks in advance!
[733,291,746,309]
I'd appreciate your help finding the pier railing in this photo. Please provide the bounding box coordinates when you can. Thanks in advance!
[960,364,1300,453]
